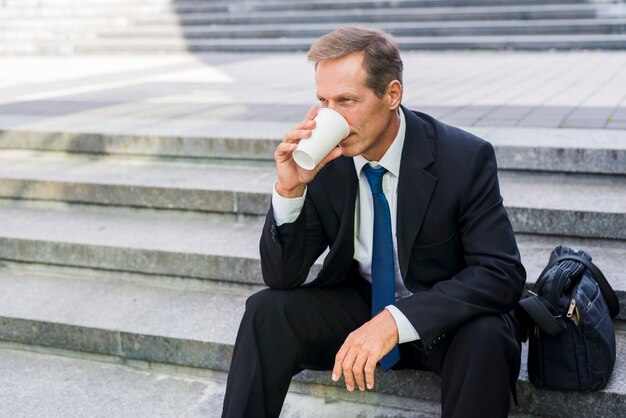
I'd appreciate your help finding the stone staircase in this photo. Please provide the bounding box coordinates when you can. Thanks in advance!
[1,0,626,54]
[0,116,625,415]
[0,1,625,416]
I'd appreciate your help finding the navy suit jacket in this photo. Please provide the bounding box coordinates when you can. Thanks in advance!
[260,106,526,352]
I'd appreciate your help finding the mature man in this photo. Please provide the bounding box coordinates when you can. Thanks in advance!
[222,26,525,418]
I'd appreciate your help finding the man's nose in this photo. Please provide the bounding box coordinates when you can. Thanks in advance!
[330,104,348,120]
[326,101,339,112]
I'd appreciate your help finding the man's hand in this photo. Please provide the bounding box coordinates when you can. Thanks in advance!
[275,105,343,198]
[332,309,399,392]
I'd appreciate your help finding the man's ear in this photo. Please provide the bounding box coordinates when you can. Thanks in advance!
[386,80,402,111]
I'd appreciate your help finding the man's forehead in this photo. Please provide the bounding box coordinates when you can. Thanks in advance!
[315,79,365,97]
[315,54,367,95]
[315,52,365,74]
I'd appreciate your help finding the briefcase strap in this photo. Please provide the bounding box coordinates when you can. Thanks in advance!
[519,294,566,336]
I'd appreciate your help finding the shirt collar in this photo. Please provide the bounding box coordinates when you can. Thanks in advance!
[353,107,406,177]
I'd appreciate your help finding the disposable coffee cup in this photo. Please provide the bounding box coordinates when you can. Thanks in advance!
[292,108,350,170]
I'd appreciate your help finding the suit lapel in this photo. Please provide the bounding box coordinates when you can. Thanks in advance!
[319,156,358,255]
[397,108,438,280]
[322,156,358,221]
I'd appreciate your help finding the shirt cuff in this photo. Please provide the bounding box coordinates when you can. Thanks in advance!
[385,305,420,344]
[272,182,307,226]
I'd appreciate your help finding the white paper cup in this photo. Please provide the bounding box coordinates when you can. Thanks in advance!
[292,108,350,170]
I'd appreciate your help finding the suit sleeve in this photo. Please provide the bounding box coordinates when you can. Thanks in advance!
[259,194,328,290]
[394,141,526,353]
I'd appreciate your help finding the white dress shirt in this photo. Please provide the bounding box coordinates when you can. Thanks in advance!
[271,108,420,343]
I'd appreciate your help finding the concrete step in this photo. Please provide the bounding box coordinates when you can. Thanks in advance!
[0,151,276,213]
[133,5,617,25]
[0,6,169,19]
[0,123,288,165]
[3,5,605,25]
[0,0,594,14]
[4,19,626,41]
[1,1,623,54]
[0,201,274,285]
[0,201,624,316]
[500,170,626,240]
[5,34,626,54]
[97,19,626,39]
[0,1,604,18]
[0,265,622,417]
[0,126,624,175]
[9,16,621,32]
[156,0,603,13]
[1,0,593,5]
[0,150,624,238]
[0,344,234,418]
[0,345,444,418]
[171,0,595,15]
[0,19,134,31]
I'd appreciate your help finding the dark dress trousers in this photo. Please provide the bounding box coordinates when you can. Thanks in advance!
[222,107,526,418]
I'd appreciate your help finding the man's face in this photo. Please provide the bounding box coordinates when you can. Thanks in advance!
[315,52,399,162]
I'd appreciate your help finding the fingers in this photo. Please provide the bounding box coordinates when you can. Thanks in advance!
[275,142,298,162]
[332,338,356,391]
[341,349,358,392]
[274,106,321,195]
[364,357,377,390]
[304,104,318,122]
[331,316,395,392]
[332,334,378,392]
[348,350,378,391]
[332,341,348,384]
[352,352,368,391]
[283,127,313,144]
[284,106,317,144]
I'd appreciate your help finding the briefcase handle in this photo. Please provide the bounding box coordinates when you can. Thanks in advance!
[539,254,620,319]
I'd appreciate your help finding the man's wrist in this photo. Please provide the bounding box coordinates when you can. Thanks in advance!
[385,305,420,343]
[275,183,306,199]
[375,308,399,346]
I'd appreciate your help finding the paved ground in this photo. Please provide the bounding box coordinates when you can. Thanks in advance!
[0,344,442,418]
[0,51,625,134]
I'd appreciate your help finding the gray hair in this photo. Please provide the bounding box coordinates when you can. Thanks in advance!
[307,26,403,98]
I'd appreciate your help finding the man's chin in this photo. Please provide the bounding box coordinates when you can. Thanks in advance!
[338,142,359,158]
[339,149,358,158]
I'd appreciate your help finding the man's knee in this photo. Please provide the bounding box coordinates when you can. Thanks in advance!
[246,288,282,311]
[442,314,521,402]
[451,315,519,359]
[244,288,291,325]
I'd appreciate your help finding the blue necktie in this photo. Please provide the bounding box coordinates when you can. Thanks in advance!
[363,164,400,371]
